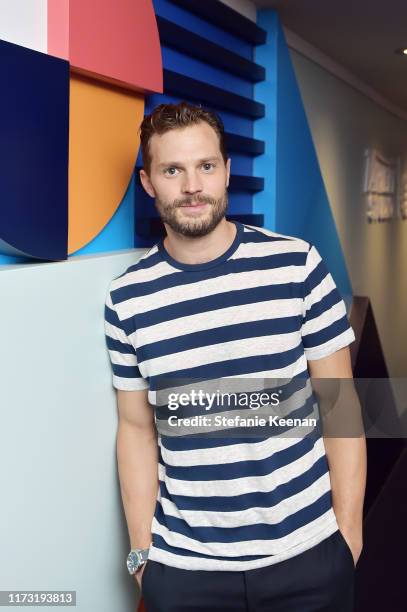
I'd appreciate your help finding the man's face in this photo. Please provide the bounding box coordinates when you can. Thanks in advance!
[140,122,231,237]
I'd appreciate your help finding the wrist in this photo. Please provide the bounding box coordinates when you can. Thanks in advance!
[338,521,363,536]
[126,544,152,575]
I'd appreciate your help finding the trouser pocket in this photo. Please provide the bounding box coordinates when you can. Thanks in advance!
[336,529,356,569]
[141,559,154,593]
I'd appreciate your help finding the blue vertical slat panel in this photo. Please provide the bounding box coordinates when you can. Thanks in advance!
[134,0,267,245]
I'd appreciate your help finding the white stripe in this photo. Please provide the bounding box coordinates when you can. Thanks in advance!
[134,298,302,347]
[148,513,338,570]
[108,349,137,367]
[112,257,177,287]
[233,354,308,379]
[104,320,132,347]
[304,274,336,314]
[116,266,305,319]
[105,291,114,309]
[112,375,148,390]
[160,471,331,528]
[159,436,326,497]
[159,431,304,466]
[302,300,346,337]
[142,331,301,377]
[305,245,322,275]
[108,246,160,290]
[151,507,336,558]
[232,239,307,260]
[241,225,303,244]
[304,328,355,360]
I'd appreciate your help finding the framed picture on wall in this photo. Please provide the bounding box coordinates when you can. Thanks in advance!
[363,148,398,222]
[398,156,407,220]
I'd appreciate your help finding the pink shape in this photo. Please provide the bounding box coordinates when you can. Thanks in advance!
[47,0,163,94]
[48,0,69,61]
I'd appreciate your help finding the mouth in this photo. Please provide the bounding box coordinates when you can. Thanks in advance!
[178,202,209,211]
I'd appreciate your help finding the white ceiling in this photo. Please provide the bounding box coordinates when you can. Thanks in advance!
[251,0,407,114]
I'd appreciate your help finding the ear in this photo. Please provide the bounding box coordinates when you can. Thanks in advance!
[225,158,231,188]
[140,168,156,198]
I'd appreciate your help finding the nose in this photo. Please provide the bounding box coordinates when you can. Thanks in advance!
[181,170,203,195]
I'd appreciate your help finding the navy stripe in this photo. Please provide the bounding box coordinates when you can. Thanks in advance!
[105,335,133,354]
[104,302,120,327]
[112,363,144,380]
[138,316,302,363]
[161,426,317,481]
[112,251,307,303]
[306,258,330,294]
[161,435,271,452]
[302,314,351,348]
[105,301,135,338]
[123,229,294,277]
[152,533,269,561]
[125,249,162,272]
[150,343,305,389]
[154,489,332,543]
[158,453,329,513]
[134,283,305,330]
[240,230,294,244]
[303,288,341,323]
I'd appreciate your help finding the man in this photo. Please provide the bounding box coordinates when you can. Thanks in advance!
[104,101,366,611]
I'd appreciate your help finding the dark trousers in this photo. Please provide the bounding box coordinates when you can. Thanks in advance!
[141,529,355,611]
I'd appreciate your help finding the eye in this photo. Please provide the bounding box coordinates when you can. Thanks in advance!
[164,167,179,177]
[202,162,215,172]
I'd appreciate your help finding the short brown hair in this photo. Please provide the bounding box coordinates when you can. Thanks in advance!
[139,101,228,175]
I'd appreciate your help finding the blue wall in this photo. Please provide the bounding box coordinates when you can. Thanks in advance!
[254,11,352,299]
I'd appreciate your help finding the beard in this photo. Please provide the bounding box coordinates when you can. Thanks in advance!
[154,191,228,237]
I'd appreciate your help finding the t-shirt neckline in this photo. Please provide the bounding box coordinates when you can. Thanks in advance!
[157,220,243,272]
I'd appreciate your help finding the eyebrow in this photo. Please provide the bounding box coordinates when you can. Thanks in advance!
[157,157,221,169]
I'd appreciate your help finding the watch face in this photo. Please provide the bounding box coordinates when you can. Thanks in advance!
[126,551,140,574]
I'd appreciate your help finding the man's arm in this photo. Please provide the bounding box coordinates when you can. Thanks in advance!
[308,346,367,565]
[116,388,159,578]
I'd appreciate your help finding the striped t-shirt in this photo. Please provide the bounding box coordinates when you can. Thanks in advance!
[104,220,355,571]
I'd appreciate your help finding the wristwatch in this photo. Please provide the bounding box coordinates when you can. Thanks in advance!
[126,546,151,575]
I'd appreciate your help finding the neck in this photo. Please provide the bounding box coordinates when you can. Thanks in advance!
[162,218,237,266]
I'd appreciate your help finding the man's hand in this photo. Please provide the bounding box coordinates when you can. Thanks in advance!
[134,562,148,589]
[308,346,367,569]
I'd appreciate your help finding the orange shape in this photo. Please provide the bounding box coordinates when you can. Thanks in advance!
[68,75,144,254]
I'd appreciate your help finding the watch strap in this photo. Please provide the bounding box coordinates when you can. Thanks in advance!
[134,547,149,563]
[126,545,151,575]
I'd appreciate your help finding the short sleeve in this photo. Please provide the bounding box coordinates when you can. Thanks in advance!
[104,287,149,391]
[301,244,355,360]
